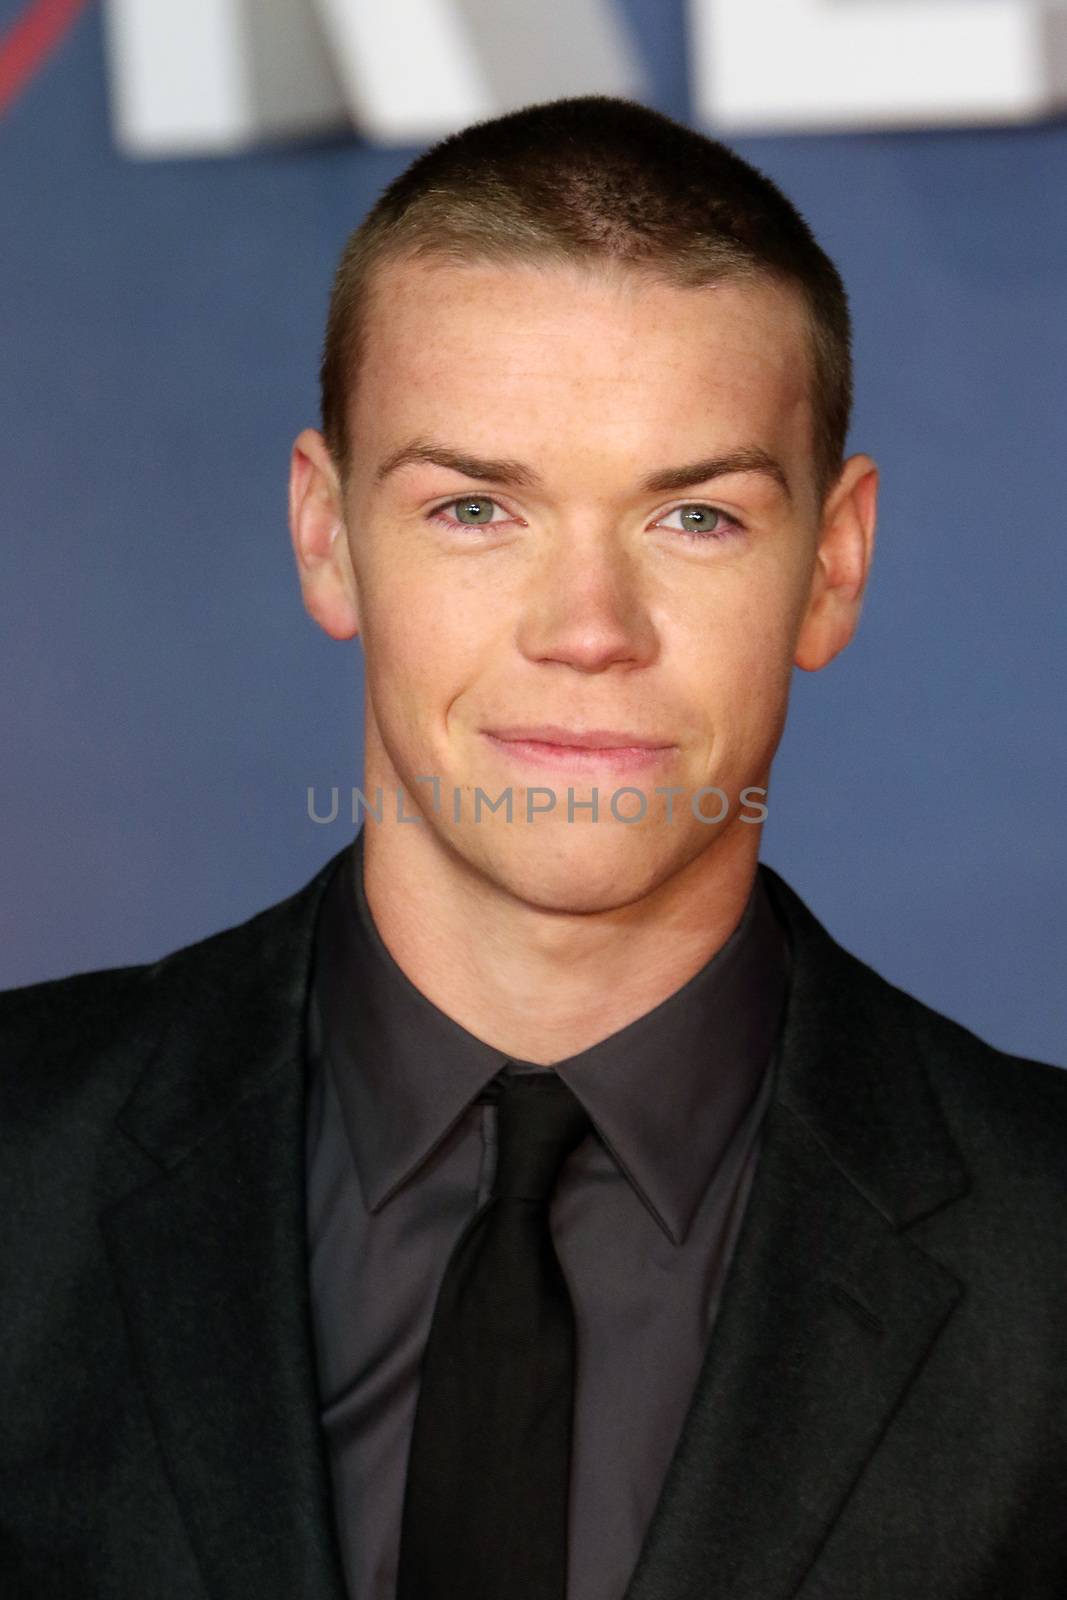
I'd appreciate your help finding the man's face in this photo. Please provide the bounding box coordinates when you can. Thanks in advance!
[296,256,874,913]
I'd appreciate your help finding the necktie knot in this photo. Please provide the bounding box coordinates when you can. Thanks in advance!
[492,1071,592,1203]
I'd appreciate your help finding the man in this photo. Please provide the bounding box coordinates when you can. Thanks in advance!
[1,95,1065,1600]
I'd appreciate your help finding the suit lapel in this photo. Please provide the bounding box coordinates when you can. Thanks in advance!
[623,865,970,1600]
[98,845,352,1600]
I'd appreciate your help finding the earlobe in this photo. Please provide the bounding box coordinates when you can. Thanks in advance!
[288,428,362,641]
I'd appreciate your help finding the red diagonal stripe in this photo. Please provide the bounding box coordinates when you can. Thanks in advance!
[0,0,89,116]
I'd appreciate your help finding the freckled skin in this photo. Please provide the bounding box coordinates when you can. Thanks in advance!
[288,258,877,1062]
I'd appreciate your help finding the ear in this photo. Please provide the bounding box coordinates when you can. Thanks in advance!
[794,452,878,672]
[288,427,361,640]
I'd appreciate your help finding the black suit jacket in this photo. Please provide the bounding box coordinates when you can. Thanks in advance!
[2,844,1066,1599]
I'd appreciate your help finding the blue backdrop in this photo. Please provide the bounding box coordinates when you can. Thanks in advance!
[2,1,1064,1065]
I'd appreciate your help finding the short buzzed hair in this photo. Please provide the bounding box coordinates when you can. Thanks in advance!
[320,95,852,501]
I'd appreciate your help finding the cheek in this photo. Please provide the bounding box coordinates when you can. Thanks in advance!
[673,562,799,675]
[359,564,487,718]
[667,572,800,750]
[359,530,518,668]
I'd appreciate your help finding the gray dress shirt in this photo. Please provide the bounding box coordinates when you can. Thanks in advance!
[305,828,792,1600]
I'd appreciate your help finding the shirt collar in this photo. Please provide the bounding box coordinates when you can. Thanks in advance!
[312,828,792,1247]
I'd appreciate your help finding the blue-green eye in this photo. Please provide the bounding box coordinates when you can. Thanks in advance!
[436,497,502,527]
[656,504,739,541]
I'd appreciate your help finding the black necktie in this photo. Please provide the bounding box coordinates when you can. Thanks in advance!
[395,1069,594,1600]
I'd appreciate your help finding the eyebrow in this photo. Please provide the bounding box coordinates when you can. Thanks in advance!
[374,437,792,501]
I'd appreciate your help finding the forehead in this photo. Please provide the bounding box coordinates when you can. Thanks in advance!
[352,257,815,483]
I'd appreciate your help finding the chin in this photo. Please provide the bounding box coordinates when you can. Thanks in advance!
[459,821,684,913]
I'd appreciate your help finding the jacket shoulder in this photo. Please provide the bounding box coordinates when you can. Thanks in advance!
[760,861,1067,1194]
[903,982,1067,1171]
[0,849,344,1122]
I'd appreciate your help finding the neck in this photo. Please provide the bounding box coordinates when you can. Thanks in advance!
[359,802,762,1066]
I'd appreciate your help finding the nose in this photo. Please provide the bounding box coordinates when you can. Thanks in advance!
[514,523,659,674]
